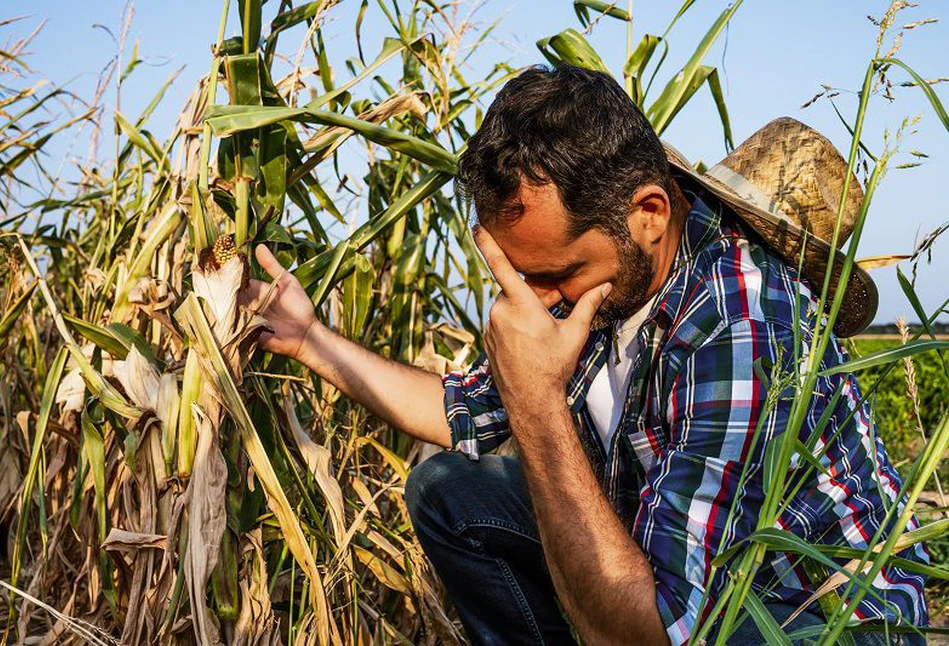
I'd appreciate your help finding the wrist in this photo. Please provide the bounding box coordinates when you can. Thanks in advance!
[508,398,576,460]
[294,319,325,366]
[504,383,570,426]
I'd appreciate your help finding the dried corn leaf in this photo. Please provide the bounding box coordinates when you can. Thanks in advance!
[856,254,911,270]
[232,529,281,646]
[56,367,86,414]
[355,436,408,481]
[183,404,227,646]
[102,528,167,553]
[283,382,345,545]
[113,345,161,411]
[353,545,411,595]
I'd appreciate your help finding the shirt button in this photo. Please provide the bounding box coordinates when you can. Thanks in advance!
[595,341,605,351]
[566,395,576,406]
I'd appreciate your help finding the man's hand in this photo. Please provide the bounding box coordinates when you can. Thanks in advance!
[473,226,611,416]
[240,244,320,362]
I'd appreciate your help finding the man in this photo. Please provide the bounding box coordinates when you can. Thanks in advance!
[242,66,929,644]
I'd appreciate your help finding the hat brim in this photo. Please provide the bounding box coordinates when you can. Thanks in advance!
[664,143,878,338]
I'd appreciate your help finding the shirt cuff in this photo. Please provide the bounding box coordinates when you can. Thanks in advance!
[441,370,482,461]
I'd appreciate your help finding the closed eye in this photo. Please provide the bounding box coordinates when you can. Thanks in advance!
[524,262,583,284]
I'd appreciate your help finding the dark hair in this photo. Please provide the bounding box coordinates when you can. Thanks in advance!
[456,65,678,240]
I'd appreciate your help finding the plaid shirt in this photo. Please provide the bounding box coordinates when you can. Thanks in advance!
[442,191,929,644]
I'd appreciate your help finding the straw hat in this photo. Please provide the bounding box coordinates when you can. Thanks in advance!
[663,117,877,337]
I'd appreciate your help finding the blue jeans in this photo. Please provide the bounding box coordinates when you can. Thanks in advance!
[404,451,926,645]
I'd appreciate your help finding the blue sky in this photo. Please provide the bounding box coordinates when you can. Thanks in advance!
[7,0,949,323]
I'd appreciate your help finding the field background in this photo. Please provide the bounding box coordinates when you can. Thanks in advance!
[853,333,949,619]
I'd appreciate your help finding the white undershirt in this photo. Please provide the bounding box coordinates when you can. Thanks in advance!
[585,296,656,452]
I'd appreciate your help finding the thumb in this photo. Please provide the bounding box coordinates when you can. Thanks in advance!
[255,244,287,283]
[566,283,612,332]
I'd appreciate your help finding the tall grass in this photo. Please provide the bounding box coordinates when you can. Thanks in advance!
[1,0,946,643]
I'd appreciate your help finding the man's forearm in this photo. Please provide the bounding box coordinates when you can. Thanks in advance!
[509,402,668,645]
[296,322,451,447]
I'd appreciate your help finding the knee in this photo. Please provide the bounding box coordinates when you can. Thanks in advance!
[405,450,473,536]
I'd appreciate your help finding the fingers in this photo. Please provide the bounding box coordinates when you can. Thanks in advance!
[255,244,289,284]
[472,226,535,303]
[566,283,612,332]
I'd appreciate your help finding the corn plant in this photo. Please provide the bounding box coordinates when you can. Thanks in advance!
[1,2,505,642]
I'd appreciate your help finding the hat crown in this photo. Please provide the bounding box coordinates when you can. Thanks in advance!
[713,117,863,245]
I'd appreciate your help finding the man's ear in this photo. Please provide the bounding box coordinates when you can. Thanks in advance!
[627,184,672,245]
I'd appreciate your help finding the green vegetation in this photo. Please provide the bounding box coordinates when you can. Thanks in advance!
[0,0,947,643]
[852,335,949,620]
[853,337,949,481]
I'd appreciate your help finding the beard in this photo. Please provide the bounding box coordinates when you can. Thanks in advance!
[593,236,655,329]
[561,236,655,330]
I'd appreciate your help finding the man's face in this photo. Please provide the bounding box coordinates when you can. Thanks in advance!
[484,180,656,329]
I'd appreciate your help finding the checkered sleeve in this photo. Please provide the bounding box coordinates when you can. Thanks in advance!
[635,318,794,645]
[441,351,510,460]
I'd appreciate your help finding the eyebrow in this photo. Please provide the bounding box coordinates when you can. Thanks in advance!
[523,261,583,281]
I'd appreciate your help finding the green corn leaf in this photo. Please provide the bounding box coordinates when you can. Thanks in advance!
[820,340,949,376]
[115,111,166,168]
[743,588,793,646]
[305,37,409,112]
[11,346,68,589]
[134,65,183,129]
[665,0,698,37]
[647,0,742,135]
[81,403,108,546]
[311,239,351,309]
[111,202,183,321]
[0,279,36,348]
[295,170,452,290]
[307,176,345,224]
[270,0,334,39]
[189,181,217,257]
[107,323,160,366]
[536,28,610,74]
[239,0,262,54]
[623,34,662,105]
[63,313,128,360]
[315,28,334,94]
[355,0,369,64]
[206,104,457,173]
[343,252,375,339]
[574,0,631,26]
[649,63,733,150]
[705,66,734,150]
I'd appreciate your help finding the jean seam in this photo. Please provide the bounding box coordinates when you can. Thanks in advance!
[495,556,545,645]
[451,517,542,544]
